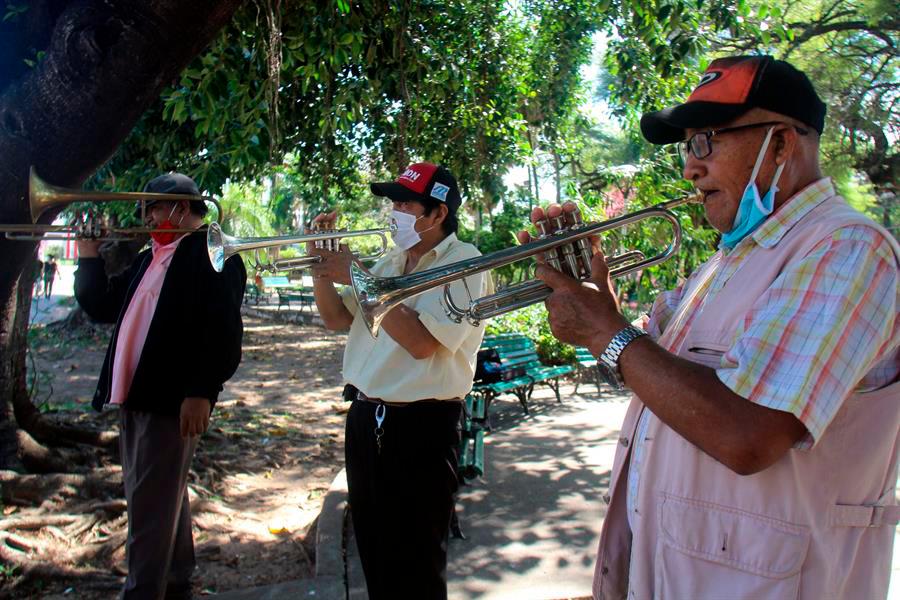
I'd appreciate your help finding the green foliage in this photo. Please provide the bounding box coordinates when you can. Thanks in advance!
[68,0,893,336]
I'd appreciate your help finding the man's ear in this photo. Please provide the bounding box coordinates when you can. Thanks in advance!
[773,126,799,164]
[434,203,448,225]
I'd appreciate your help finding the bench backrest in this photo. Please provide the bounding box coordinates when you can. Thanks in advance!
[481,334,543,371]
[262,275,291,287]
[574,346,597,366]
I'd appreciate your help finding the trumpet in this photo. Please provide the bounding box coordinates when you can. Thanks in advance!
[350,194,701,336]
[206,222,396,273]
[0,167,221,241]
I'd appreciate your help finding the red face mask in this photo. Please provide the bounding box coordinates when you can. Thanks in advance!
[150,205,184,246]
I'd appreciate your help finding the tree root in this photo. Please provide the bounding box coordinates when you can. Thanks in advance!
[0,467,122,505]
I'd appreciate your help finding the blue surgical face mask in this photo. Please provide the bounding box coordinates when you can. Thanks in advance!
[720,127,786,251]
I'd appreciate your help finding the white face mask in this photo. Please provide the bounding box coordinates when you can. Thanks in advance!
[390,209,435,250]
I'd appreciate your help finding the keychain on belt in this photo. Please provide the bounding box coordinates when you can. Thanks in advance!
[374,404,386,454]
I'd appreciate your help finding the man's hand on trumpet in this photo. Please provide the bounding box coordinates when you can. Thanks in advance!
[516,202,629,356]
[307,211,353,285]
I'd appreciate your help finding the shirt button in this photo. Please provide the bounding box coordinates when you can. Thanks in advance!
[619,436,630,447]
[602,494,611,504]
[601,566,609,575]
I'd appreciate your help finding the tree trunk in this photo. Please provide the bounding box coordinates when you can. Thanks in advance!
[0,0,245,471]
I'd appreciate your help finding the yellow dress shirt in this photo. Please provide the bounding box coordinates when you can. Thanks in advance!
[340,233,492,402]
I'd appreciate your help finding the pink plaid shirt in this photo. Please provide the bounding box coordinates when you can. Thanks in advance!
[648,178,899,443]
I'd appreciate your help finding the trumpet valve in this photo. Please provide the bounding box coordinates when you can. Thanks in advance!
[570,210,594,278]
[536,219,562,271]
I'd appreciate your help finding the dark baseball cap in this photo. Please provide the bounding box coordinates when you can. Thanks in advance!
[640,55,827,144]
[133,173,206,218]
[370,162,462,214]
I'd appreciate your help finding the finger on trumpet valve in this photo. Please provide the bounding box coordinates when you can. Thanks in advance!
[550,214,580,276]
[536,219,562,270]
[570,210,594,277]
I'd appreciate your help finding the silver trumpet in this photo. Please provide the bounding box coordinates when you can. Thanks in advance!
[206,222,396,273]
[350,194,700,336]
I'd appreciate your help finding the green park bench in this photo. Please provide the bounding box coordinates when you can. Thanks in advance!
[458,393,487,481]
[243,282,261,305]
[472,333,574,416]
[261,275,291,289]
[573,346,603,394]
[276,287,316,312]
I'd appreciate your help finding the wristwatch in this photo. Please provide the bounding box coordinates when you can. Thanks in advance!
[596,325,648,390]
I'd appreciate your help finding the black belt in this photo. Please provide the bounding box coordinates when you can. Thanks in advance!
[355,389,461,407]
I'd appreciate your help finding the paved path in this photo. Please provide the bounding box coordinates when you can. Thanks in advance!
[446,388,629,599]
[29,263,76,325]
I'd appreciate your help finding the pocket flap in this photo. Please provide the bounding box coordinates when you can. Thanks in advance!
[683,337,730,368]
[660,494,810,579]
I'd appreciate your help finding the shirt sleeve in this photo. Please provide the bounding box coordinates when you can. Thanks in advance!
[340,285,358,316]
[717,226,899,444]
[414,246,492,354]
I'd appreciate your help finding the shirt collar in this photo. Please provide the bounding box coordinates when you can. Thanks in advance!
[151,235,184,262]
[389,233,459,272]
[750,178,836,249]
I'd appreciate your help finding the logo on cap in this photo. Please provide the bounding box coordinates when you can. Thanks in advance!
[695,71,722,90]
[430,183,449,202]
[400,168,421,183]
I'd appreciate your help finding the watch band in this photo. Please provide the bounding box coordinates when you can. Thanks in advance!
[598,325,648,389]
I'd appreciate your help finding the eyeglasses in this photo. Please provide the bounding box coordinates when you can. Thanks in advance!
[679,121,809,162]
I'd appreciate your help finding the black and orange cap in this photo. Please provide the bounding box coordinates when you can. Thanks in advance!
[640,56,826,144]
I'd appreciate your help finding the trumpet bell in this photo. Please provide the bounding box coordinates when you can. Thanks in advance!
[207,222,228,272]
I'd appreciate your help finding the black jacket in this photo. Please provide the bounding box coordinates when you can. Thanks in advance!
[74,228,246,416]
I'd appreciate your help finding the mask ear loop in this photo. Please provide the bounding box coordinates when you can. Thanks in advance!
[762,161,786,213]
[747,127,776,214]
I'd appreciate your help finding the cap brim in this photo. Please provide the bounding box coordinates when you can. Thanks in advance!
[133,199,162,219]
[370,181,424,203]
[641,102,749,144]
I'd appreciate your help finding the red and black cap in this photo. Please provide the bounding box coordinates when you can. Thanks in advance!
[370,162,461,214]
[640,56,827,144]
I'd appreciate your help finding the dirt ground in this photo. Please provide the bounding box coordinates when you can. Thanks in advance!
[3,314,349,598]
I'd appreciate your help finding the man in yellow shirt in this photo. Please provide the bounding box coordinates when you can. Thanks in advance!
[310,163,489,599]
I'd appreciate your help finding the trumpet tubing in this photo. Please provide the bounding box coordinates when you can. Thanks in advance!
[351,194,700,336]
[206,222,395,273]
[2,167,221,241]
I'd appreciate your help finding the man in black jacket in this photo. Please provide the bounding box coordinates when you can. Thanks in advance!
[75,173,245,600]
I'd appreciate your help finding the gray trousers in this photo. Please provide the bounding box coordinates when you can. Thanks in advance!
[119,409,199,600]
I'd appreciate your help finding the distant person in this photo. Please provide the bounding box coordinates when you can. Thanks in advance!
[42,256,58,298]
[32,257,44,298]
[74,173,245,600]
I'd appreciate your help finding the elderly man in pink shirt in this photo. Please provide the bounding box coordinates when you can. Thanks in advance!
[75,173,245,600]
[523,56,898,599]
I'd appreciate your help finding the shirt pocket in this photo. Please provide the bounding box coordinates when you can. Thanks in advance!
[684,339,730,370]
[655,493,810,600]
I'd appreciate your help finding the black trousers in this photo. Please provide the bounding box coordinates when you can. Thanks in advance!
[344,390,462,600]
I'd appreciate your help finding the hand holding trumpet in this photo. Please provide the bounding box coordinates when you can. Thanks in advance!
[307,211,353,285]
[516,201,629,355]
